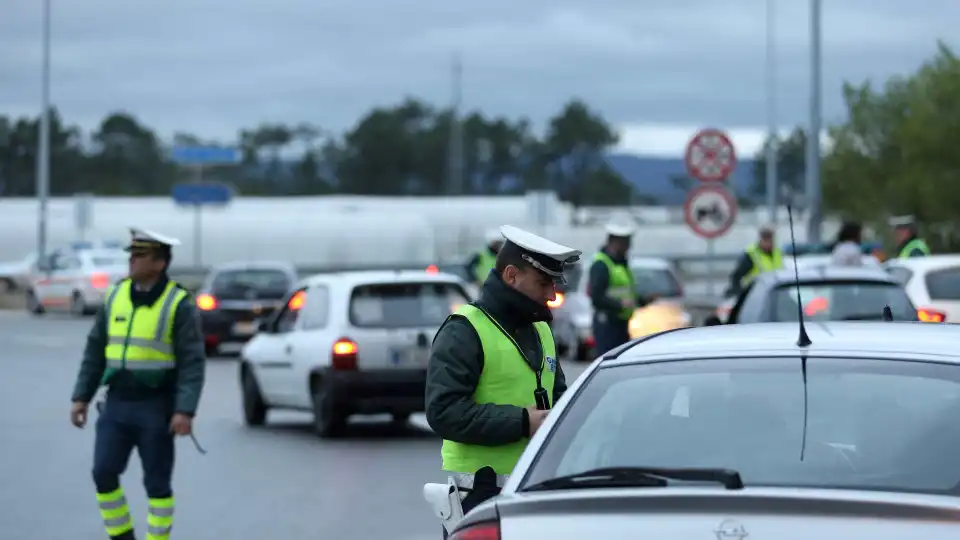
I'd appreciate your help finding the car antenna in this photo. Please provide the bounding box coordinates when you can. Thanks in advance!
[786,205,810,462]
[882,305,893,321]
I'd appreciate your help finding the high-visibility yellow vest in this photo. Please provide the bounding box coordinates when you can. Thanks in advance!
[593,252,636,320]
[440,304,557,475]
[101,279,187,388]
[898,238,931,259]
[474,249,497,283]
[742,244,784,286]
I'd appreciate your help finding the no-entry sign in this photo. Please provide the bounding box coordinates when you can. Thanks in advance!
[684,128,737,183]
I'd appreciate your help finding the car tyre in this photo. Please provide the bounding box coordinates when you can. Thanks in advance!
[26,290,44,315]
[311,375,346,438]
[241,366,268,427]
[70,291,88,317]
[205,343,219,358]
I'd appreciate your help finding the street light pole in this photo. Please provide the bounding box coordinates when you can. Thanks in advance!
[764,0,779,224]
[805,0,823,242]
[36,0,51,261]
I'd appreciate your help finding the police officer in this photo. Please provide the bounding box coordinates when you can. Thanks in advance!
[464,229,504,286]
[890,215,931,259]
[426,225,578,533]
[727,224,784,296]
[69,228,206,540]
[588,221,636,356]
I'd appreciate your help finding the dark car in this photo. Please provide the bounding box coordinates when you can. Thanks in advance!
[706,266,920,325]
[196,262,298,356]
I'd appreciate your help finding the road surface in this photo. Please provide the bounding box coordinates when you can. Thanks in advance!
[0,310,588,539]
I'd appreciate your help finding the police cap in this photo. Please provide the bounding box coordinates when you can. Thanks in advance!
[498,225,581,284]
[125,227,181,254]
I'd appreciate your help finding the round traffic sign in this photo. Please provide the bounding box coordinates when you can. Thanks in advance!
[683,185,738,239]
[684,128,737,182]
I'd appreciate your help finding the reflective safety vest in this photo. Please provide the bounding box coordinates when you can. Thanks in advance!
[101,279,187,388]
[441,304,557,476]
[474,249,497,283]
[593,252,636,320]
[898,238,931,259]
[742,244,784,286]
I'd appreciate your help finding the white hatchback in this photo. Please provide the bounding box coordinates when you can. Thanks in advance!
[239,269,473,436]
[27,249,129,316]
[884,255,960,323]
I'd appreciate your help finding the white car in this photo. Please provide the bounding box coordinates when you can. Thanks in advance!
[883,255,960,323]
[239,269,473,436]
[26,249,128,316]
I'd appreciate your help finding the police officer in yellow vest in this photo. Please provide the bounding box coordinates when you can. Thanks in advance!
[69,228,206,540]
[464,229,504,286]
[426,225,578,535]
[587,221,637,356]
[890,215,932,259]
[727,225,784,296]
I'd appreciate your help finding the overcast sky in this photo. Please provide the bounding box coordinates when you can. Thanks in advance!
[2,0,957,157]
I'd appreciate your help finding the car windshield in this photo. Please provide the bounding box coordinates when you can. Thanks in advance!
[631,266,682,299]
[349,281,469,328]
[523,357,960,495]
[211,269,292,299]
[770,281,916,321]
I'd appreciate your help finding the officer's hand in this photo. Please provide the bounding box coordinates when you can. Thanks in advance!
[70,401,89,429]
[526,407,549,437]
[169,413,193,436]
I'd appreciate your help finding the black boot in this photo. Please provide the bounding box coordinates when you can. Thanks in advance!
[111,531,136,540]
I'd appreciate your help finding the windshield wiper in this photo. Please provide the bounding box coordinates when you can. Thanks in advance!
[522,466,744,492]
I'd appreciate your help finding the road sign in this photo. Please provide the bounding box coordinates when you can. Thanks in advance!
[684,184,738,239]
[684,128,737,182]
[170,145,242,165]
[171,182,234,206]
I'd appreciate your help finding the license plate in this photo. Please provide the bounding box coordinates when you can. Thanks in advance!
[233,321,256,335]
[390,347,429,367]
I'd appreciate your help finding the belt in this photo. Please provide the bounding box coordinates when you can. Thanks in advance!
[447,471,510,490]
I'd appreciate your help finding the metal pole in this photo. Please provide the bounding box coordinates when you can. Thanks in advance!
[706,239,715,296]
[805,0,823,242]
[36,0,51,262]
[764,0,779,224]
[447,54,464,195]
[193,166,203,267]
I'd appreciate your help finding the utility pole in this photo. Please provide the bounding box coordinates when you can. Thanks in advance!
[764,0,779,224]
[805,0,823,242]
[36,0,52,261]
[446,54,464,195]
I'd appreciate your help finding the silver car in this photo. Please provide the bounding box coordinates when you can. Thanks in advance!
[448,321,960,539]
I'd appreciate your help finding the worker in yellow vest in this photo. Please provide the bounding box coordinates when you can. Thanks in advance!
[727,225,784,296]
[464,229,504,286]
[426,225,579,536]
[587,221,637,356]
[70,228,206,540]
[890,215,931,259]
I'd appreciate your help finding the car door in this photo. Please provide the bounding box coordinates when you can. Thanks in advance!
[282,284,332,409]
[247,288,306,405]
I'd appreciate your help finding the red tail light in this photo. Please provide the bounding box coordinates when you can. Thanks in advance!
[546,292,565,309]
[90,272,110,289]
[332,338,358,370]
[426,264,439,274]
[918,308,946,323]
[288,290,306,310]
[449,521,500,540]
[196,293,217,311]
[804,296,829,316]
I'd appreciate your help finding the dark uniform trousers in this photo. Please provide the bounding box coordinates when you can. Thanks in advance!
[93,392,176,504]
[592,313,630,357]
[442,467,502,539]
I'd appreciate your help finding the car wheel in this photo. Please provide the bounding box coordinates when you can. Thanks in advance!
[205,343,219,358]
[70,291,87,317]
[26,290,44,315]
[311,375,346,438]
[240,366,268,427]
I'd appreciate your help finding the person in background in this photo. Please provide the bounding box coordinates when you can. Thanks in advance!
[588,221,636,356]
[831,221,864,266]
[464,229,504,286]
[727,225,784,296]
[890,215,931,259]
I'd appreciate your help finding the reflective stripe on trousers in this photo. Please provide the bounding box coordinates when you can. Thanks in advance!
[445,471,510,490]
[146,496,175,540]
[97,486,134,537]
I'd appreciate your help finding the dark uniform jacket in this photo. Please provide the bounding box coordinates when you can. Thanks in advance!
[425,272,568,446]
[70,274,206,416]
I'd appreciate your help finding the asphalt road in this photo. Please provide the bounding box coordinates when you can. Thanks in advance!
[0,310,588,539]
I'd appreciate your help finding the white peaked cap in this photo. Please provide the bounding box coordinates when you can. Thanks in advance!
[605,221,635,237]
[128,227,182,248]
[499,225,581,281]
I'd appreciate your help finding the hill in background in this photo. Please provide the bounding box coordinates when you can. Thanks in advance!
[605,154,757,205]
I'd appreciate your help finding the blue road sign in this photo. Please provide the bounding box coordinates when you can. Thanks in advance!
[171,182,234,206]
[171,145,241,165]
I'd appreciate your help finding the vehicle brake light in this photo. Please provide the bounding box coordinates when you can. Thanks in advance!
[196,294,217,311]
[449,521,500,540]
[918,308,946,323]
[90,272,110,289]
[288,290,306,310]
[426,264,439,274]
[804,296,829,316]
[546,292,565,309]
[331,338,358,370]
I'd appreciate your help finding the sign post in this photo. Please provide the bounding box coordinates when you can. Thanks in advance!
[683,129,738,296]
[170,146,241,267]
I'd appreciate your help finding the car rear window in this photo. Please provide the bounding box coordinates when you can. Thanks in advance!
[211,269,292,299]
[524,357,960,496]
[770,281,916,322]
[631,267,682,299]
[349,281,469,328]
[92,255,127,267]
[925,267,960,301]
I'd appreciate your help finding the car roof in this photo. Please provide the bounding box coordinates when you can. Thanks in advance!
[210,260,297,273]
[606,321,960,365]
[628,256,671,269]
[758,265,895,286]
[887,255,960,272]
[298,269,465,289]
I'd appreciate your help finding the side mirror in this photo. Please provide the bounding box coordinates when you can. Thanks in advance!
[257,319,272,333]
[703,315,723,327]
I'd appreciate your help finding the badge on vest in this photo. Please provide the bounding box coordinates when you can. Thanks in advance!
[546,356,557,373]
